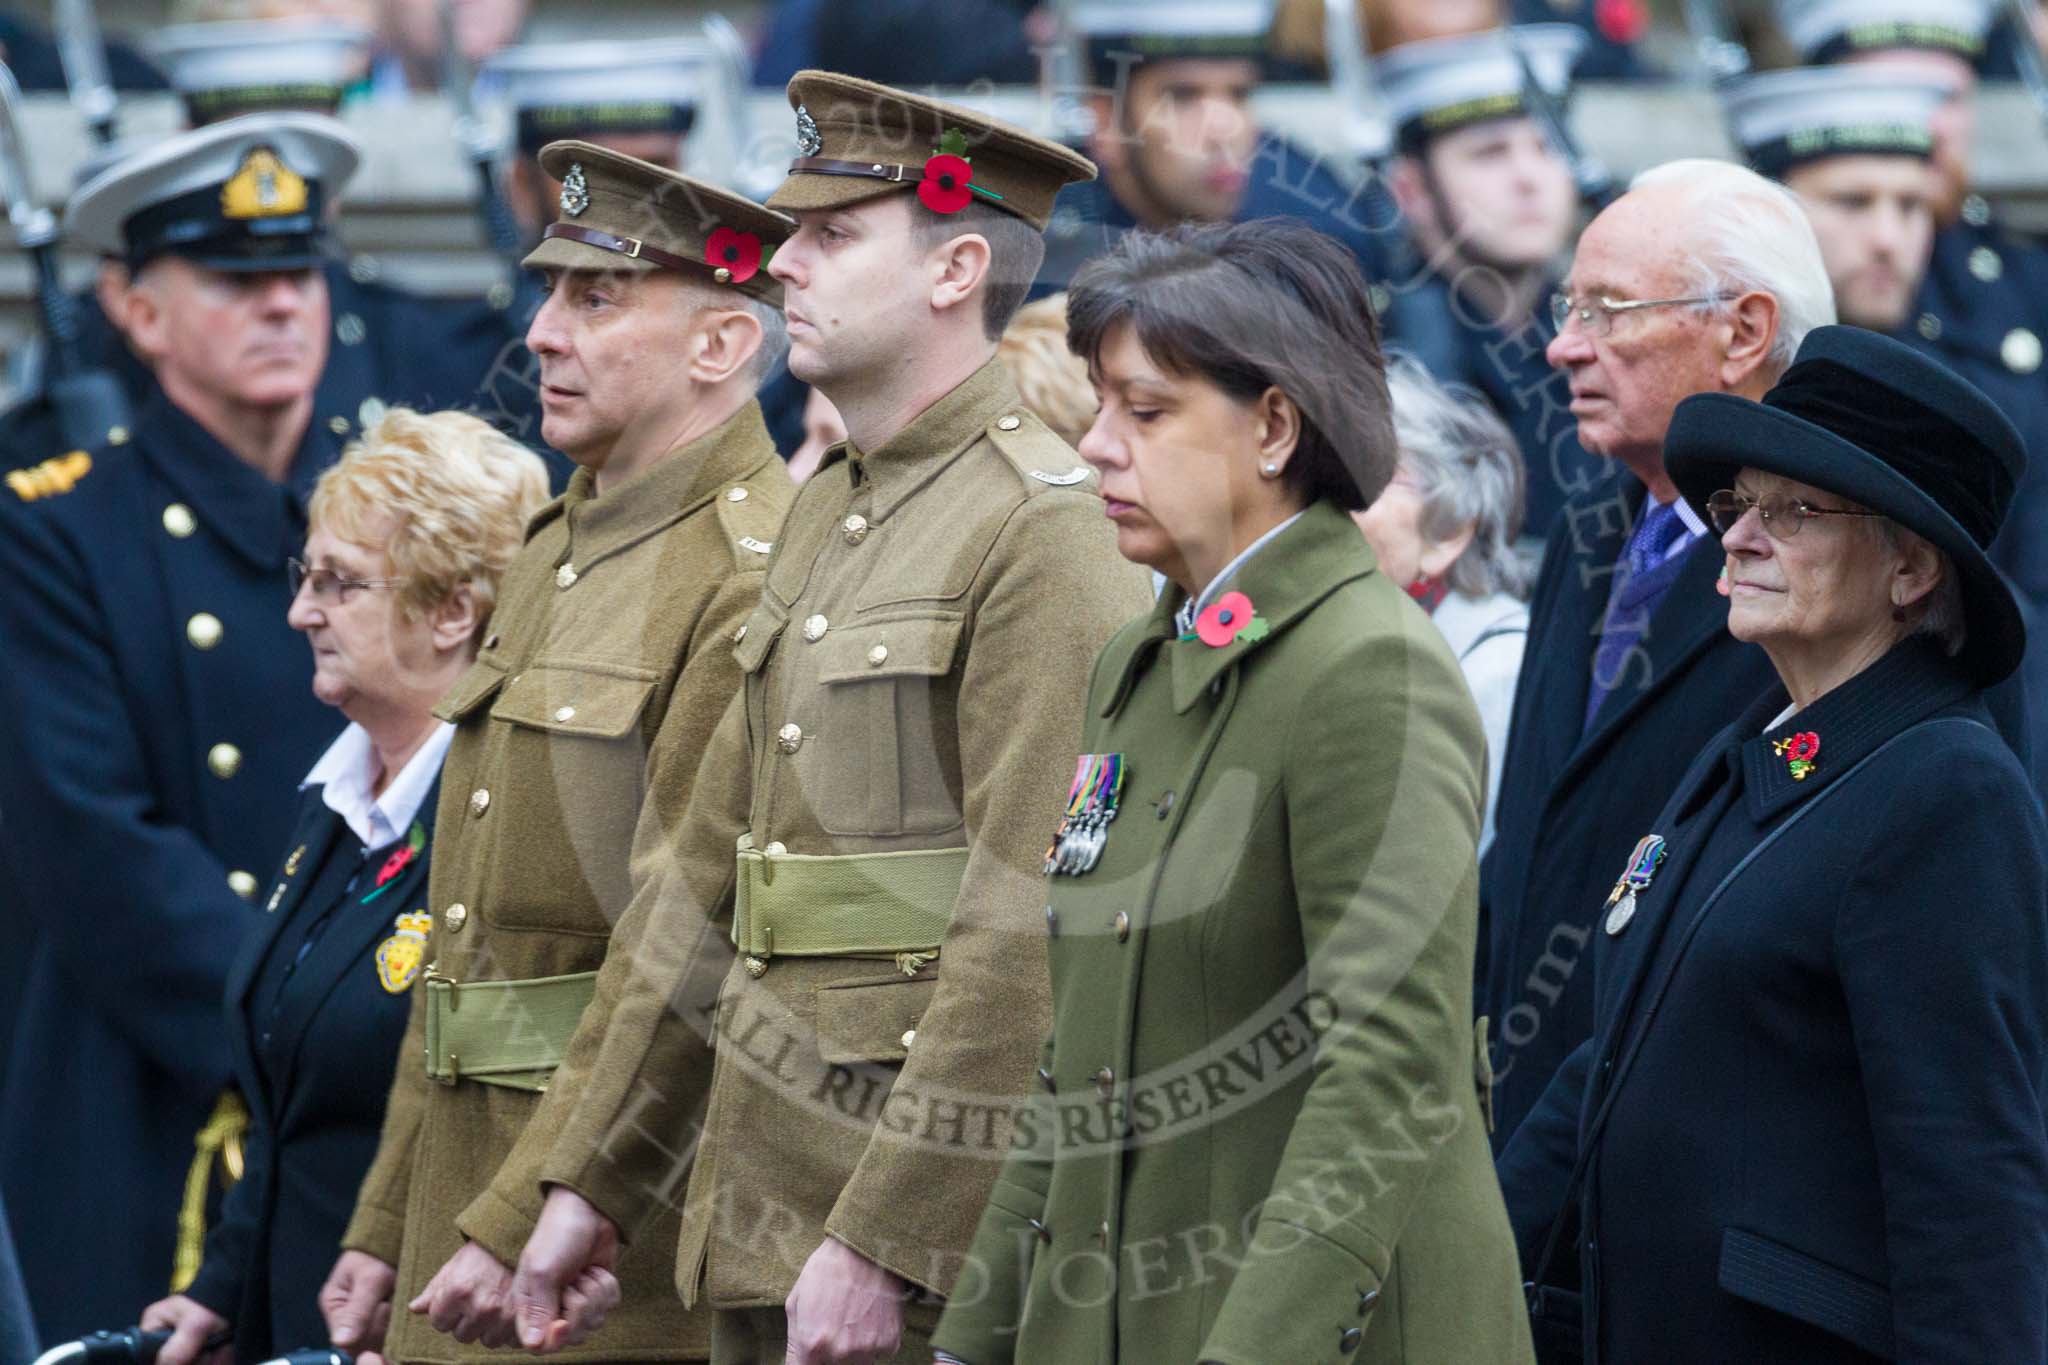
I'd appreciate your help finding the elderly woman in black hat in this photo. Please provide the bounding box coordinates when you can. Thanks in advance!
[1497,325,2048,1364]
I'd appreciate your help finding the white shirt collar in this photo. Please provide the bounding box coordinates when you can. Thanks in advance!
[301,720,454,850]
[1174,510,1307,634]
[1659,489,1709,562]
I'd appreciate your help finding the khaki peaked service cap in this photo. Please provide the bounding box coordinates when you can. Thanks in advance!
[769,70,1097,231]
[522,141,793,303]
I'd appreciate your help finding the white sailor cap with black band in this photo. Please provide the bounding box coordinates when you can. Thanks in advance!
[66,112,361,273]
[1724,66,1951,179]
[149,21,372,125]
[484,40,717,157]
[1373,24,1585,155]
[1775,0,1995,63]
[1064,0,1276,87]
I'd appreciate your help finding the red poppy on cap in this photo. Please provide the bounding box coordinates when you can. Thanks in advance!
[1595,0,1649,44]
[919,154,975,215]
[704,227,763,284]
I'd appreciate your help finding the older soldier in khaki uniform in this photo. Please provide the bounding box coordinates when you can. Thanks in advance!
[316,146,796,1364]
[492,72,1154,1365]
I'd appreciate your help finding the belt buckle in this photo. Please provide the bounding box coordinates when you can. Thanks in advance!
[425,967,461,1085]
[621,234,643,259]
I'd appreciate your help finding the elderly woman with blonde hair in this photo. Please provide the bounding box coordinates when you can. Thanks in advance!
[141,407,548,1365]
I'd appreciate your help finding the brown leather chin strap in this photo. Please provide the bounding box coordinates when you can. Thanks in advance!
[788,156,917,184]
[542,222,698,273]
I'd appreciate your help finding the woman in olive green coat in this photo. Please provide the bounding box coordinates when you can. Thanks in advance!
[931,221,1532,1365]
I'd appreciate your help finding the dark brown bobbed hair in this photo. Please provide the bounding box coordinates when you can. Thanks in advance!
[1064,218,1396,512]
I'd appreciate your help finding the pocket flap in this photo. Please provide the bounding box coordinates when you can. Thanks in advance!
[817,616,963,685]
[815,972,939,1064]
[1718,1227,1894,1359]
[435,659,508,722]
[490,662,657,739]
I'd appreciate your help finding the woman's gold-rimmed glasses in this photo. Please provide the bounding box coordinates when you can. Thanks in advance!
[1706,489,1885,541]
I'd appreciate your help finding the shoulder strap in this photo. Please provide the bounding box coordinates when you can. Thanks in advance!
[1525,714,1986,1290]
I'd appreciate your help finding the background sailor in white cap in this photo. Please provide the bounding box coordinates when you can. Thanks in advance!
[0,112,377,1346]
[1037,0,1401,294]
[1374,24,1599,537]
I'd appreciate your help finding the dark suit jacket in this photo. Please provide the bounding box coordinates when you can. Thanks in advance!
[1498,640,2048,1362]
[182,781,438,1357]
[1478,475,1781,1143]
[0,393,344,1342]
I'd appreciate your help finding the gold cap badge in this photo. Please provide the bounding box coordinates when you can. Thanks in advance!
[221,146,309,220]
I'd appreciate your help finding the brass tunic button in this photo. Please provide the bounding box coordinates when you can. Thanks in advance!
[556,563,578,589]
[900,1028,916,1049]
[867,644,889,667]
[1358,1288,1380,1314]
[996,414,1021,431]
[803,614,828,642]
[1094,1066,1114,1098]
[444,902,468,930]
[842,514,869,545]
[764,841,788,855]
[186,612,224,650]
[161,503,196,538]
[484,632,500,651]
[227,870,258,900]
[1113,910,1130,942]
[734,624,748,644]
[1340,1326,1362,1353]
[470,787,491,816]
[207,743,242,780]
[777,723,803,753]
[725,487,749,502]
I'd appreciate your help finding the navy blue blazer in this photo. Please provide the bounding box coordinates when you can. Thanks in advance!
[1498,640,2048,1363]
[0,392,344,1343]
[1478,475,1781,1142]
[182,779,438,1358]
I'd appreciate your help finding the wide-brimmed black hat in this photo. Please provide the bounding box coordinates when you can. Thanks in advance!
[1666,324,2027,684]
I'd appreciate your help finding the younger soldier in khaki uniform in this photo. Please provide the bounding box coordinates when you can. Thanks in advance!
[492,72,1154,1365]
[319,147,796,1364]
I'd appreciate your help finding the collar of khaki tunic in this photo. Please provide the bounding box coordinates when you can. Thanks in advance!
[539,399,778,574]
[821,356,1025,523]
[1098,500,1381,717]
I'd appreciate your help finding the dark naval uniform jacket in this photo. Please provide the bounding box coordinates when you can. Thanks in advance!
[1497,639,2048,1363]
[1477,475,1780,1145]
[182,775,441,1360]
[1033,137,1402,298]
[0,390,344,1342]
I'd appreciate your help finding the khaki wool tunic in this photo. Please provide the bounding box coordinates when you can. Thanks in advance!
[342,401,794,1363]
[510,359,1154,1315]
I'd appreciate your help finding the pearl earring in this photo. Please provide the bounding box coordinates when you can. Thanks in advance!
[1261,462,1279,477]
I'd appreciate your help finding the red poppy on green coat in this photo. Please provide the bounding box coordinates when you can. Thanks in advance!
[1196,591,1257,647]
[919,154,975,214]
[704,227,763,284]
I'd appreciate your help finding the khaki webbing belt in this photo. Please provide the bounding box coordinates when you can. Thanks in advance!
[731,835,964,961]
[424,969,598,1092]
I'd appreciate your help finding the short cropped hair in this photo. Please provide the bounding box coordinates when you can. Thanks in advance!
[1065,218,1395,511]
[1385,354,1532,600]
[309,407,551,633]
[910,199,1048,340]
[997,293,1096,447]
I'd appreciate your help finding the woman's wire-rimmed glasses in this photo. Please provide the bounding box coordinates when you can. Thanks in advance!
[1706,489,1886,541]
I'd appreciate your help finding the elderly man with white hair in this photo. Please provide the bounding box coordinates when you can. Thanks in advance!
[1478,159,1836,1166]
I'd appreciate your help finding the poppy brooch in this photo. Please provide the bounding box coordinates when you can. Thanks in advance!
[1772,730,1820,781]
[919,127,1005,215]
[1181,591,1271,647]
[361,821,426,905]
[704,226,764,285]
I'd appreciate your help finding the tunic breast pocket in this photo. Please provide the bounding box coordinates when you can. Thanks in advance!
[806,614,965,838]
[481,660,659,931]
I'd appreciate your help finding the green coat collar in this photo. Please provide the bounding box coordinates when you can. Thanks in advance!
[1099,500,1381,717]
